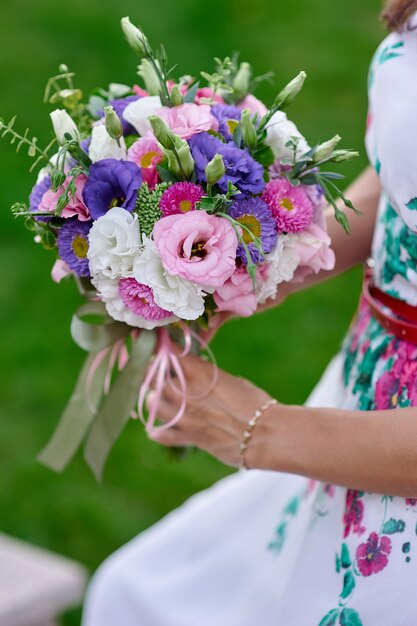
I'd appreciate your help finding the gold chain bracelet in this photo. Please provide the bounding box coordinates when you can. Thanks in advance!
[239,399,277,469]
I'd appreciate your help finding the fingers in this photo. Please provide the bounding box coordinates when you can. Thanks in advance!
[148,427,191,447]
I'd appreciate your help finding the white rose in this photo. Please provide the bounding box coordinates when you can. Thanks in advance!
[265,111,310,163]
[91,274,176,329]
[88,124,127,162]
[122,95,162,136]
[50,109,80,144]
[133,235,206,320]
[88,207,140,279]
[257,235,300,304]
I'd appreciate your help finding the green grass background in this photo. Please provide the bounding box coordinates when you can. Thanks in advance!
[0,1,384,622]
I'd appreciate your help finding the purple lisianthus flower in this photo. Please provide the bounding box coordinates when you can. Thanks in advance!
[57,218,91,277]
[29,175,52,222]
[82,159,142,220]
[189,132,265,196]
[211,105,242,140]
[229,197,277,264]
[99,96,140,136]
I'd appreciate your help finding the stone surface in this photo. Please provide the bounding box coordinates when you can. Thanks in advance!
[0,533,88,626]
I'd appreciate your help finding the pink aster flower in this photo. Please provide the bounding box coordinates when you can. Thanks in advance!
[261,178,314,234]
[38,174,90,221]
[127,134,163,190]
[195,87,224,105]
[153,211,238,288]
[213,267,257,317]
[237,94,268,118]
[356,532,391,577]
[156,103,219,140]
[118,278,173,322]
[159,182,204,217]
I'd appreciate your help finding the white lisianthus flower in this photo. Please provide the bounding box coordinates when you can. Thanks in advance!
[123,95,162,136]
[50,109,80,144]
[88,124,127,162]
[265,111,310,163]
[133,235,207,320]
[91,274,177,330]
[88,207,140,279]
[257,235,300,304]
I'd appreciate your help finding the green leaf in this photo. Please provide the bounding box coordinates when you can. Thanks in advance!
[340,608,363,626]
[156,164,180,184]
[340,571,355,599]
[319,609,340,626]
[341,543,351,569]
[406,198,417,211]
[252,143,275,167]
[382,518,406,534]
[233,124,243,148]
[184,81,200,103]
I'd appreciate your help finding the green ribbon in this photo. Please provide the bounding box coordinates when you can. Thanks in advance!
[38,303,156,479]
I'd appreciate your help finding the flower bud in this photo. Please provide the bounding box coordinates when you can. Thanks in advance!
[103,105,123,140]
[121,17,150,56]
[233,62,251,101]
[138,58,161,96]
[148,114,175,149]
[274,71,307,110]
[313,135,341,162]
[50,109,79,144]
[49,88,83,107]
[240,109,257,149]
[170,84,184,106]
[205,154,226,185]
[331,149,360,163]
[176,142,195,179]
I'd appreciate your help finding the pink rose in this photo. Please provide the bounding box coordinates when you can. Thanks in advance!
[127,133,163,190]
[38,174,90,221]
[195,87,224,105]
[214,267,257,317]
[156,103,219,140]
[292,224,335,283]
[238,94,268,118]
[153,212,238,288]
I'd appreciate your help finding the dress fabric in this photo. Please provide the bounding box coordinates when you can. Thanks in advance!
[82,20,417,626]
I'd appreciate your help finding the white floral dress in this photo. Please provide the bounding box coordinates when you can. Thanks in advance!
[82,19,417,626]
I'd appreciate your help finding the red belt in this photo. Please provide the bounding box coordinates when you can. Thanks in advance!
[362,267,417,343]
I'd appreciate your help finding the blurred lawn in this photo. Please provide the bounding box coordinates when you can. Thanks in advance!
[0,1,383,623]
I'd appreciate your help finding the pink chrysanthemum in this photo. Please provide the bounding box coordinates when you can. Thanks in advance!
[159,182,204,217]
[118,278,172,321]
[261,178,314,234]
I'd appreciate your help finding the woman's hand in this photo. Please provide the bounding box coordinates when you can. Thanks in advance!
[147,352,273,468]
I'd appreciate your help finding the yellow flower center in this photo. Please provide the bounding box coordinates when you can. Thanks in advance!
[109,196,126,209]
[280,197,294,212]
[191,241,206,258]
[140,151,159,168]
[179,200,192,213]
[236,214,261,244]
[391,393,398,407]
[227,119,239,135]
[71,234,88,259]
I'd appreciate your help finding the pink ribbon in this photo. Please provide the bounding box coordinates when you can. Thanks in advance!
[85,324,218,435]
[138,324,218,435]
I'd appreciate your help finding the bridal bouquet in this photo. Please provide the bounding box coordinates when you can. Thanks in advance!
[3,17,358,478]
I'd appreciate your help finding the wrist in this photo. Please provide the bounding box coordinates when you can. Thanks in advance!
[245,403,309,473]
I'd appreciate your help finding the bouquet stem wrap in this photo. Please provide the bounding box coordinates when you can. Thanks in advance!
[38,302,214,480]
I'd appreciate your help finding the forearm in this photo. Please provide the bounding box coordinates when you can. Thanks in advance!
[252,404,417,497]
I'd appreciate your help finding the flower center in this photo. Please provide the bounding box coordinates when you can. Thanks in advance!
[140,151,159,168]
[109,196,126,209]
[179,200,192,212]
[191,240,207,258]
[280,197,294,212]
[227,119,239,135]
[367,550,375,561]
[236,214,261,244]
[71,234,88,258]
